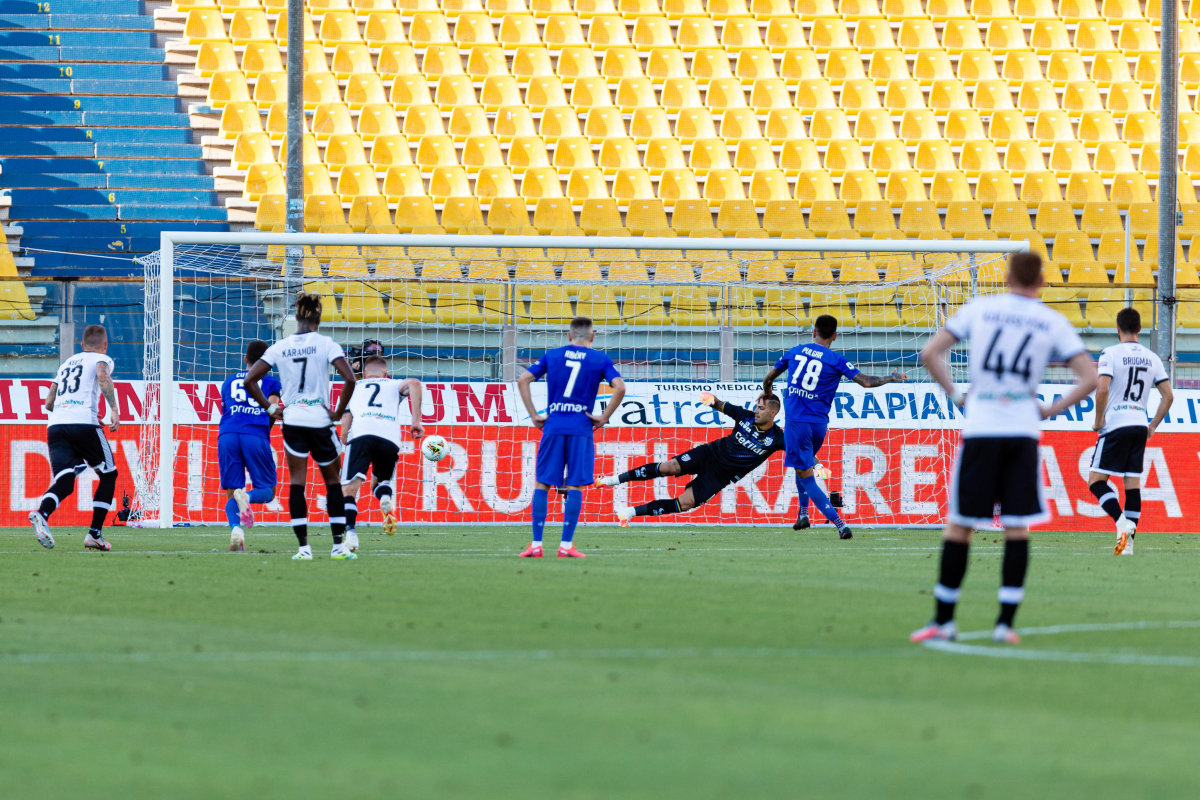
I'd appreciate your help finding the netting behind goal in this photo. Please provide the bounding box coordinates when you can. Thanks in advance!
[136,234,1019,529]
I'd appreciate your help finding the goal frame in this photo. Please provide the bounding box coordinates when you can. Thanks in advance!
[153,231,1028,528]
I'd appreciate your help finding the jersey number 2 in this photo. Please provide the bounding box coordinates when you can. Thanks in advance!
[790,356,823,391]
[366,383,383,407]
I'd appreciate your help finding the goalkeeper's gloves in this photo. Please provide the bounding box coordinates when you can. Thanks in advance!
[698,391,716,407]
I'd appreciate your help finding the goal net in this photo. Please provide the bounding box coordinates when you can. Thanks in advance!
[135,233,1022,530]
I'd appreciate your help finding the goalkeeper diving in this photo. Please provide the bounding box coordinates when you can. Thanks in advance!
[599,392,785,524]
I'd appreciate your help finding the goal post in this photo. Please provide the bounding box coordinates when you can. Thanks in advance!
[138,232,1027,530]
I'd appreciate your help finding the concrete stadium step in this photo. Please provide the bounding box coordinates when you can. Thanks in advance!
[27,252,140,273]
[0,30,157,48]
[3,0,143,13]
[6,173,216,190]
[1,126,194,143]
[0,45,162,62]
[2,94,178,112]
[18,203,119,219]
[0,78,176,94]
[0,141,202,157]
[0,62,167,80]
[22,235,166,252]
[18,203,228,221]
[16,188,220,205]
[1,110,190,126]
[0,157,209,175]
[0,14,158,30]
[19,220,227,237]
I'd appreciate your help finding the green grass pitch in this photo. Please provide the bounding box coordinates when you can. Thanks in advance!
[2,524,1199,799]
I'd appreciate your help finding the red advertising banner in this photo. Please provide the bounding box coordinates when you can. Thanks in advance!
[4,421,1195,532]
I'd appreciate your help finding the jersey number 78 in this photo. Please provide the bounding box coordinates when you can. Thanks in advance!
[790,355,824,391]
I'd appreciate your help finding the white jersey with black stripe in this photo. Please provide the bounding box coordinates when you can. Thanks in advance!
[1096,342,1168,433]
[47,351,114,427]
[945,293,1086,439]
[261,331,345,428]
[346,378,405,447]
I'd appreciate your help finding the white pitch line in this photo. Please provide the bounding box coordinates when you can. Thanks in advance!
[0,645,916,666]
[922,620,1200,668]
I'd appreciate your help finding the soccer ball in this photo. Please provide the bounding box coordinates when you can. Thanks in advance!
[421,435,449,462]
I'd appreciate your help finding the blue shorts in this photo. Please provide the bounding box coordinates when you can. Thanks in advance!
[784,421,828,471]
[535,432,595,487]
[218,433,278,490]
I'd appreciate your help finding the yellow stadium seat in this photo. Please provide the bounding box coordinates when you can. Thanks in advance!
[824,140,867,176]
[929,78,970,110]
[644,46,686,85]
[383,165,425,200]
[854,288,901,327]
[232,9,275,44]
[377,43,419,75]
[232,131,274,170]
[325,133,369,170]
[943,20,985,54]
[1065,171,1108,206]
[759,200,807,237]
[588,14,631,49]
[575,198,621,234]
[944,201,989,236]
[609,167,653,201]
[794,169,838,202]
[276,132,320,167]
[401,106,443,140]
[808,200,852,236]
[628,107,671,144]
[722,18,765,52]
[408,11,452,45]
[336,164,381,202]
[243,163,284,201]
[555,46,599,81]
[531,197,578,234]
[241,44,284,81]
[389,74,432,109]
[304,193,345,230]
[958,51,1000,86]
[522,167,565,200]
[944,108,985,143]
[855,18,896,53]
[320,11,363,45]
[659,168,702,203]
[1122,111,1160,145]
[603,47,647,83]
[878,78,922,112]
[1048,141,1091,177]
[795,77,836,112]
[348,195,395,233]
[356,103,400,141]
[780,139,821,174]
[809,18,852,52]
[734,138,776,174]
[884,170,927,203]
[1064,255,1108,283]
[1000,51,1043,88]
[541,13,584,47]
[720,108,760,141]
[1036,201,1079,234]
[930,169,972,205]
[959,140,1001,176]
[760,288,810,327]
[1080,202,1124,237]
[465,46,507,80]
[473,165,518,199]
[506,45,550,79]
[912,48,953,84]
[927,0,969,18]
[703,170,746,205]
[533,105,578,141]
[185,8,226,43]
[882,0,925,17]
[736,48,779,82]
[776,49,819,86]
[989,201,1033,236]
[599,136,640,174]
[914,139,956,176]
[1031,110,1073,145]
[437,196,484,233]
[868,49,911,84]
[1074,110,1119,144]
[476,76,521,111]
[1119,20,1159,54]
[977,170,1018,203]
[197,40,237,76]
[840,78,882,111]
[705,77,747,110]
[264,102,302,140]
[744,170,787,201]
[1107,82,1149,117]
[1062,80,1104,115]
[370,135,413,170]
[764,108,806,145]
[868,139,910,174]
[345,74,387,110]
[207,70,250,109]
[984,110,1027,145]
[748,78,789,113]
[1014,79,1057,112]
[660,76,703,111]
[1030,19,1071,54]
[899,108,940,142]
[625,198,672,235]
[1004,140,1045,176]
[672,199,718,235]
[1094,142,1137,177]
[462,134,504,173]
[614,76,655,112]
[219,101,263,140]
[254,194,286,231]
[1110,173,1153,208]
[1020,171,1063,203]
[447,104,489,141]
[329,41,372,79]
[899,19,940,52]
[554,136,597,173]
[272,9,318,46]
[898,201,942,234]
[852,200,897,235]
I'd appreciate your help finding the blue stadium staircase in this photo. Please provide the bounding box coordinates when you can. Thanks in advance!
[0,0,227,275]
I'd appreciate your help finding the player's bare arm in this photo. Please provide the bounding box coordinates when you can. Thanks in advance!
[340,411,354,444]
[1092,375,1111,432]
[920,328,964,405]
[400,378,425,438]
[588,376,626,430]
[329,357,357,421]
[761,365,784,395]
[243,359,278,418]
[44,382,58,412]
[517,369,546,429]
[853,369,907,388]
[97,361,120,432]
[1148,379,1174,437]
[1041,352,1099,419]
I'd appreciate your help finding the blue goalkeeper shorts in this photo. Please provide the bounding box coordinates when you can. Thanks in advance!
[784,421,828,471]
[218,433,278,490]
[535,432,595,487]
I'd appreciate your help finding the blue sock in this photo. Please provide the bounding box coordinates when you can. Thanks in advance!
[248,487,273,504]
[531,488,548,545]
[799,475,847,531]
[794,472,810,516]
[561,489,583,546]
[224,497,239,529]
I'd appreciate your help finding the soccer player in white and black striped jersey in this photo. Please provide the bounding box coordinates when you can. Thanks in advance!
[912,252,1097,645]
[29,324,122,551]
[245,293,357,561]
[1087,307,1173,556]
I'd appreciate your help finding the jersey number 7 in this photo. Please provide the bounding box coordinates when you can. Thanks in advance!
[292,357,308,391]
[563,359,581,397]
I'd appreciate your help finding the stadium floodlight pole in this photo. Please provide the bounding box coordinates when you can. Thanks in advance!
[1158,0,1179,378]
[284,0,305,304]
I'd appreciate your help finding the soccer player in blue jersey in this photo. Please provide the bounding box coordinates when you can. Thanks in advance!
[762,314,906,539]
[517,317,626,559]
[218,340,282,552]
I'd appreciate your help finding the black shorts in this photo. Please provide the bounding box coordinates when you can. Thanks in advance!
[341,435,399,484]
[47,424,117,477]
[282,424,342,467]
[949,436,1047,529]
[675,443,741,508]
[1089,426,1148,477]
